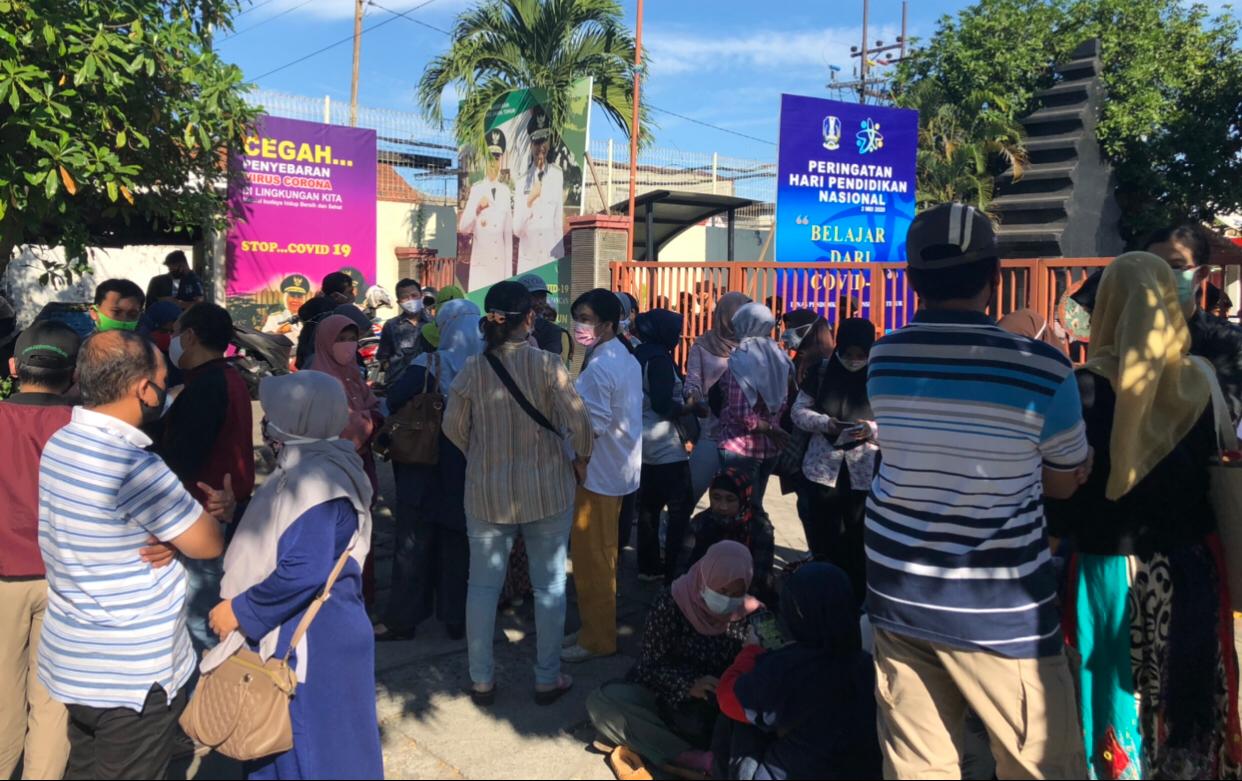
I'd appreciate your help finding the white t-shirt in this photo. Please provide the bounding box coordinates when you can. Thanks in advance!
[575,338,642,496]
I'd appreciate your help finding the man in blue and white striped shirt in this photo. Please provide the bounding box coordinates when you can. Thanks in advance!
[38,330,229,780]
[866,205,1091,779]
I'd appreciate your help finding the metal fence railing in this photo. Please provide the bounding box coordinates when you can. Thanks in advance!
[610,258,1113,367]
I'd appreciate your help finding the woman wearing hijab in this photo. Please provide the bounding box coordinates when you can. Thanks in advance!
[685,291,751,504]
[709,303,793,515]
[997,307,1070,356]
[419,285,468,350]
[202,372,382,779]
[587,541,757,777]
[679,468,775,603]
[310,314,381,458]
[292,296,334,370]
[789,318,877,599]
[1045,253,1241,779]
[633,309,695,583]
[714,563,881,780]
[372,299,483,643]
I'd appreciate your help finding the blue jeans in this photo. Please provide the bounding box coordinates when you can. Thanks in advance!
[183,554,223,659]
[466,509,573,687]
[717,449,777,514]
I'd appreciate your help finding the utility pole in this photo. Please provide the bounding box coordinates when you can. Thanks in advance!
[350,0,364,127]
[628,0,643,259]
[839,0,910,104]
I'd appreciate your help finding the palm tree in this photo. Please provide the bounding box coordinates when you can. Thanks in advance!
[417,0,649,163]
[898,81,1028,214]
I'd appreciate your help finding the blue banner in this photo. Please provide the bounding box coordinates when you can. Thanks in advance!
[774,95,917,329]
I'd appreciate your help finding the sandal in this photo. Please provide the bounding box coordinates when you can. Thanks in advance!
[468,683,497,707]
[534,673,573,706]
[372,624,415,643]
[608,746,653,781]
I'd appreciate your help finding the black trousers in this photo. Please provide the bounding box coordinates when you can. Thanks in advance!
[618,490,638,552]
[794,474,869,604]
[385,463,468,634]
[65,685,187,780]
[637,461,694,584]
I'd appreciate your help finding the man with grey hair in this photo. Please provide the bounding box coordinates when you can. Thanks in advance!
[37,330,234,779]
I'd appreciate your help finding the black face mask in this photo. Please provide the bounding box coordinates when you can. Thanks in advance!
[139,381,167,427]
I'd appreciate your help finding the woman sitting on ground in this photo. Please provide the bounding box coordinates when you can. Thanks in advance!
[714,562,881,780]
[678,468,775,603]
[587,541,758,777]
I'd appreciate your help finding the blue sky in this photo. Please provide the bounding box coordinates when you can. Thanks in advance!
[217,0,1237,161]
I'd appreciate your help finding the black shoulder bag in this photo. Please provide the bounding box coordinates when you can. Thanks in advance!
[484,352,560,436]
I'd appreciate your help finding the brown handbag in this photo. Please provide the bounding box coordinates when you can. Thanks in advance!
[375,354,443,465]
[179,548,354,761]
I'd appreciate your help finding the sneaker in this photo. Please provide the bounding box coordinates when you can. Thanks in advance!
[561,630,579,648]
[561,643,614,663]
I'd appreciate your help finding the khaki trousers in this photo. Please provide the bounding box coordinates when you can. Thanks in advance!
[571,486,622,655]
[874,628,1086,780]
[0,578,69,780]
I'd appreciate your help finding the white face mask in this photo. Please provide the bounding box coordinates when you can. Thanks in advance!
[701,585,744,616]
[619,317,632,333]
[168,333,186,368]
[837,353,868,373]
[264,418,339,448]
[401,299,423,316]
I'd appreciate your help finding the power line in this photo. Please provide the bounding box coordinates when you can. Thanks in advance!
[220,0,317,42]
[369,1,778,148]
[367,0,450,35]
[250,0,443,79]
[649,106,776,146]
[235,0,280,19]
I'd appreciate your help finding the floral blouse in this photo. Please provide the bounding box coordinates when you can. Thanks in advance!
[627,590,746,706]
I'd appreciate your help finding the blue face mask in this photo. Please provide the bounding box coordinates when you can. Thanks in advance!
[1174,268,1199,309]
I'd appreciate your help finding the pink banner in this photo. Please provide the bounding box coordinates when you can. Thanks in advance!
[226,115,376,328]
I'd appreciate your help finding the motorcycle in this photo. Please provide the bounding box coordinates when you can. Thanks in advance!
[230,323,293,399]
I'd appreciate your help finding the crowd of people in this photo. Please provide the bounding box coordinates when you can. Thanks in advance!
[3,204,1242,780]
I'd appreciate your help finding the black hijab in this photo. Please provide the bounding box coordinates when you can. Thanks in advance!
[800,317,875,422]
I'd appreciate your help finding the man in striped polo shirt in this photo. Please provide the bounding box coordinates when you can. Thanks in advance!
[866,204,1091,778]
[37,331,230,779]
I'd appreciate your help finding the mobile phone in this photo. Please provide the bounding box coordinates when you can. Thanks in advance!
[746,609,789,650]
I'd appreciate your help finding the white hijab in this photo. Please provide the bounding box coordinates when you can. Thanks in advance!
[200,372,373,681]
[414,298,483,390]
[727,302,792,409]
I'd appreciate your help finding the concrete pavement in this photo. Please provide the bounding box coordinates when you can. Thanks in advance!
[183,449,810,780]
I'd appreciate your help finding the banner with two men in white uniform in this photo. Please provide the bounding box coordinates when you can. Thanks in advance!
[456,78,590,313]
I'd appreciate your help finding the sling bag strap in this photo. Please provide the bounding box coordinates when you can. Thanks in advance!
[281,544,355,663]
[483,352,560,436]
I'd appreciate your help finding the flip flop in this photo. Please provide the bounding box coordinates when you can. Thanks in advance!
[607,746,653,781]
[534,674,574,706]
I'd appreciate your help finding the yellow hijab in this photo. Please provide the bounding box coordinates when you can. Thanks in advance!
[1085,252,1211,500]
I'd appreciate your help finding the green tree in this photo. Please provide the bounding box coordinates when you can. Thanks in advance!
[0,0,258,282]
[900,81,1028,212]
[894,0,1242,239]
[417,0,648,164]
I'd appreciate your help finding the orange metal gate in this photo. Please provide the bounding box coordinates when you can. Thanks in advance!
[610,259,1111,365]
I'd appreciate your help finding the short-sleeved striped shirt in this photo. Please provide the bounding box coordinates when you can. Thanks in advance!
[864,310,1089,658]
[38,407,203,711]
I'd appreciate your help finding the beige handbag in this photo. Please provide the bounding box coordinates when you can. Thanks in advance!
[1192,356,1242,607]
[179,548,353,761]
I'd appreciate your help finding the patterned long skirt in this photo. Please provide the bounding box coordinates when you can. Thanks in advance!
[1067,537,1242,779]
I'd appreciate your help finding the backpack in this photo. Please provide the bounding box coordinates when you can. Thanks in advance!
[375,355,443,465]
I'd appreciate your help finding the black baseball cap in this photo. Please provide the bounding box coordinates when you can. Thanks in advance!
[15,320,80,370]
[907,203,998,270]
